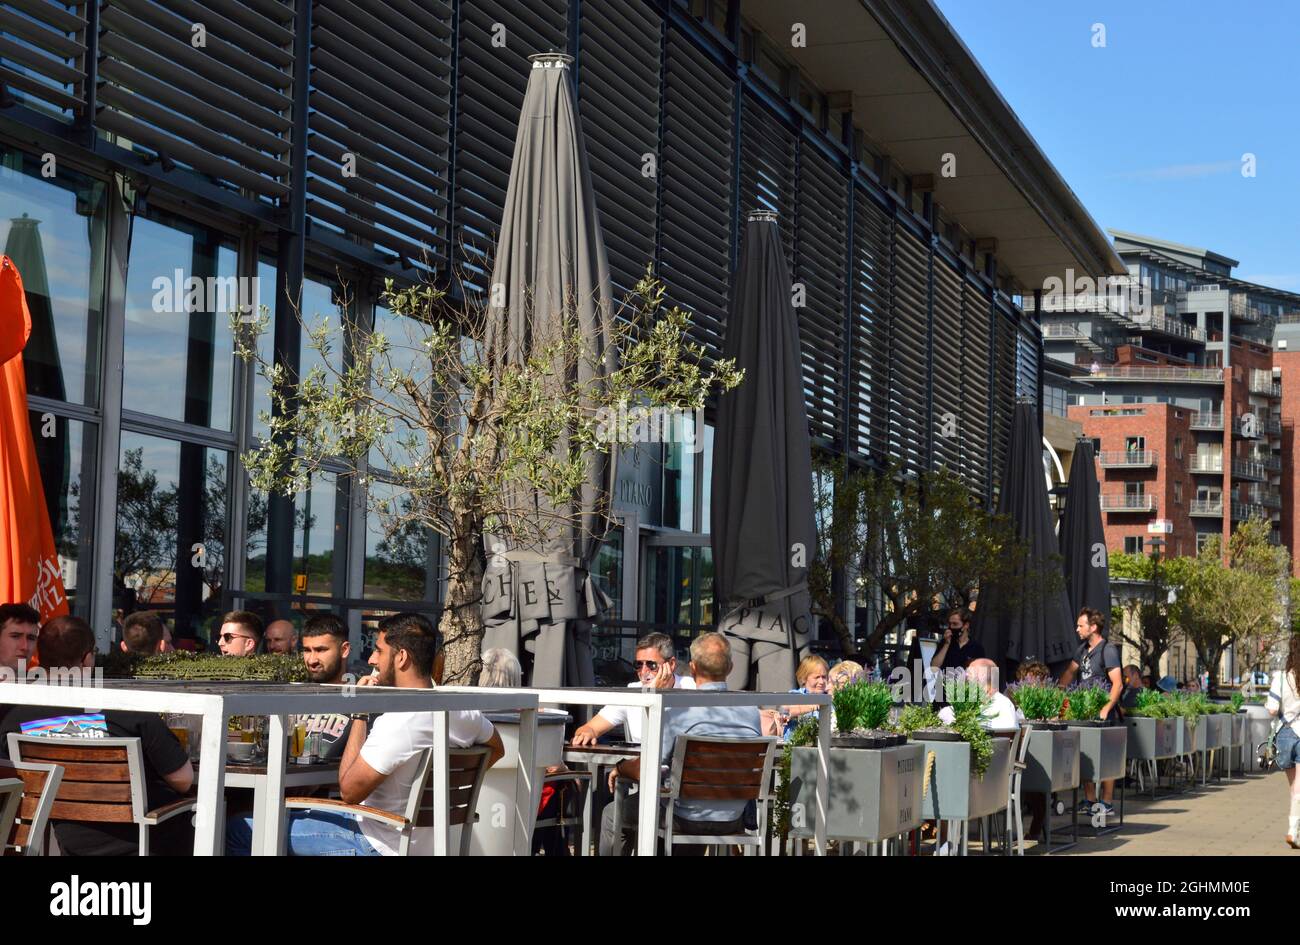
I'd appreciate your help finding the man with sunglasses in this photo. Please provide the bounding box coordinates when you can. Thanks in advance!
[570,633,694,856]
[217,610,263,656]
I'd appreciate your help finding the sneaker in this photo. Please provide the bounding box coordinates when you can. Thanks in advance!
[1075,800,1095,815]
[1099,802,1116,817]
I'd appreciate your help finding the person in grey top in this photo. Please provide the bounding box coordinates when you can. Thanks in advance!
[607,632,763,853]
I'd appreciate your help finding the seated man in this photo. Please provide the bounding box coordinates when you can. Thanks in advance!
[939,659,1022,732]
[217,610,263,657]
[296,613,357,762]
[605,632,762,855]
[0,602,40,676]
[119,611,174,657]
[0,616,194,855]
[571,632,695,857]
[227,613,504,856]
[264,618,298,655]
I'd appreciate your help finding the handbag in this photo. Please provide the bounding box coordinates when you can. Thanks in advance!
[1261,672,1298,770]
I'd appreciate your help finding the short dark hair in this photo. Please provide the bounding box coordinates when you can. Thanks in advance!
[0,603,40,629]
[1078,607,1106,634]
[37,615,96,669]
[302,613,348,642]
[376,613,441,677]
[221,610,264,640]
[948,607,972,625]
[122,611,166,656]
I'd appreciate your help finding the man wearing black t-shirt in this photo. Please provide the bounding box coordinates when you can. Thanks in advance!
[297,613,357,762]
[930,608,985,672]
[1060,607,1123,817]
[0,616,194,855]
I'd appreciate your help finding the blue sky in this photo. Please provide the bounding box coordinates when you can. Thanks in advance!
[933,0,1300,290]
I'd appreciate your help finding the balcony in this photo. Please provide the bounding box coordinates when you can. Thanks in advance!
[1041,323,1112,357]
[1188,456,1223,474]
[1098,450,1158,468]
[1101,494,1157,512]
[1130,312,1207,343]
[1086,365,1223,383]
[1234,415,1262,438]
[1248,489,1282,510]
[1264,418,1282,436]
[1189,412,1223,430]
[1229,293,1264,323]
[1253,454,1282,472]
[1231,459,1267,482]
[1249,370,1281,397]
[1232,501,1269,520]
[1189,500,1224,517]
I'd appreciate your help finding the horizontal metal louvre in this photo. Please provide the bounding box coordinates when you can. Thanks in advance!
[96,0,294,201]
[307,0,453,271]
[0,0,88,119]
[794,142,847,445]
[739,92,795,264]
[453,0,568,293]
[659,25,732,366]
[1015,325,1039,403]
[960,277,991,499]
[577,0,660,301]
[890,224,929,474]
[849,186,890,461]
[931,258,962,475]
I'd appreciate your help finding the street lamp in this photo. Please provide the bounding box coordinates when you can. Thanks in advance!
[1149,536,1165,680]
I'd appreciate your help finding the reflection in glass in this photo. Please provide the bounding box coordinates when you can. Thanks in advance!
[368,305,434,472]
[115,433,228,645]
[641,545,695,631]
[0,151,106,406]
[27,411,96,619]
[364,480,431,601]
[292,473,342,598]
[590,526,625,664]
[122,212,238,428]
[699,424,714,534]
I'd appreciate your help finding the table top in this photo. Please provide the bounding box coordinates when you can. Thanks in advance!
[564,743,642,762]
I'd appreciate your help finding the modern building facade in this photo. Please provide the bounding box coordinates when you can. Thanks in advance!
[1,0,1119,660]
[1037,231,1295,565]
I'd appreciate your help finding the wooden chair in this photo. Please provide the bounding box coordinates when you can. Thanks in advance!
[0,777,20,855]
[659,735,776,856]
[533,769,592,854]
[286,746,491,856]
[0,760,64,856]
[6,735,195,855]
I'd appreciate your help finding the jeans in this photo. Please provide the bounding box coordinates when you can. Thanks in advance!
[226,810,381,856]
[1278,726,1300,771]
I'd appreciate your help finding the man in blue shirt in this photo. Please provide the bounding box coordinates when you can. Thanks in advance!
[610,632,763,852]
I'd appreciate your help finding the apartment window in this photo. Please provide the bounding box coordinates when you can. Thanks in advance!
[1124,536,1144,555]
[1125,482,1144,498]
[1197,486,1221,503]
[1174,437,1183,460]
[1174,482,1183,506]
[1196,533,1215,553]
[1090,437,1102,455]
[1125,436,1145,452]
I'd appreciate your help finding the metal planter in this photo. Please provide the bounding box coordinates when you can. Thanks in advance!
[1067,721,1128,783]
[1204,714,1229,750]
[1125,716,1178,761]
[789,743,925,843]
[913,737,1012,822]
[1022,728,1081,794]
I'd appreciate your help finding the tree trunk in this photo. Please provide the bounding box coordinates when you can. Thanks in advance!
[439,525,485,686]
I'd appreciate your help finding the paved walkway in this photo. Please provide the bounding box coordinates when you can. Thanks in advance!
[1057,768,1296,857]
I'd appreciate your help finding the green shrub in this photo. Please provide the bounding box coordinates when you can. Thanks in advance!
[1007,682,1065,721]
[102,650,310,683]
[831,679,893,733]
[894,703,942,736]
[1065,682,1110,721]
[1127,688,1171,718]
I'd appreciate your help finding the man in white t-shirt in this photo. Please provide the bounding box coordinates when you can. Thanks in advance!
[226,613,503,856]
[570,633,694,856]
[939,659,1022,732]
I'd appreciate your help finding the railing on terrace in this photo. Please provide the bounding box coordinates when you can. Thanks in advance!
[1232,501,1269,520]
[1131,313,1207,342]
[1098,450,1158,467]
[1101,494,1157,512]
[1086,365,1223,382]
[1189,500,1224,516]
[1188,456,1223,473]
[1231,460,1267,481]
[1189,412,1223,430]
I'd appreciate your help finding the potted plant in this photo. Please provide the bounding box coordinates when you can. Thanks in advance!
[1007,681,1066,729]
[1124,689,1179,793]
[908,682,1011,825]
[103,650,310,683]
[785,683,926,846]
[1063,681,1127,786]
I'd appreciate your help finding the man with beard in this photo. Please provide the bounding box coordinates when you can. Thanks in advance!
[226,612,503,855]
[295,614,356,763]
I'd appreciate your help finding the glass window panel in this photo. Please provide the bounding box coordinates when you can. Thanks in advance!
[364,479,431,601]
[27,410,96,619]
[300,276,346,387]
[122,212,238,428]
[0,150,106,405]
[699,423,714,534]
[292,472,342,598]
[251,258,276,441]
[662,415,696,531]
[115,432,228,647]
[369,305,433,472]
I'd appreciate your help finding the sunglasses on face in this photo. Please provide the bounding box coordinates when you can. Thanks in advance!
[220,633,253,644]
[634,660,666,672]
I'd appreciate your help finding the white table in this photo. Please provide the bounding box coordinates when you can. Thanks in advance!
[220,761,340,856]
[452,686,833,856]
[0,680,539,856]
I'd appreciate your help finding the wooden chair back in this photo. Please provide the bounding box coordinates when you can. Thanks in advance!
[411,747,491,829]
[0,760,64,856]
[6,735,147,826]
[668,735,776,804]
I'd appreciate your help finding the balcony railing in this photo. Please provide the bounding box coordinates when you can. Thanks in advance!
[1229,293,1264,322]
[1253,454,1282,472]
[1231,460,1267,481]
[1189,500,1224,517]
[1041,323,1113,357]
[1232,501,1269,520]
[1248,489,1283,510]
[1248,371,1281,397]
[1098,450,1158,468]
[1189,412,1223,430]
[1086,365,1223,383]
[1130,313,1207,343]
[1234,415,1262,438]
[1264,418,1282,436]
[1101,494,1157,512]
[1188,456,1223,474]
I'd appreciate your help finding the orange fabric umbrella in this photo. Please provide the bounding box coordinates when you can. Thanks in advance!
[0,254,70,624]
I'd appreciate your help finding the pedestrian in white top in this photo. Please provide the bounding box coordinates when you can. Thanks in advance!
[1265,634,1300,849]
[225,612,504,856]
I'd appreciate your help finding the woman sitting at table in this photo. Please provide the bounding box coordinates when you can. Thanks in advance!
[778,655,830,740]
